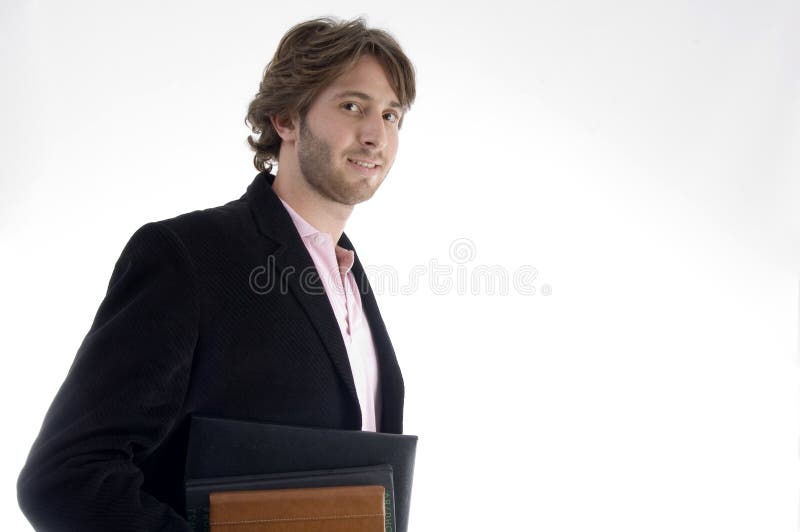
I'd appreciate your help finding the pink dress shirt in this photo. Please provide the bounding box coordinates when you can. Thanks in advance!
[278,198,381,431]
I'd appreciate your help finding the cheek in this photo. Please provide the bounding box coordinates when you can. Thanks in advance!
[388,133,399,158]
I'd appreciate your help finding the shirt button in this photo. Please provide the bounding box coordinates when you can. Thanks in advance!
[314,234,325,245]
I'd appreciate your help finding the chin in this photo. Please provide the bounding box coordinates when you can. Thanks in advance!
[341,180,384,205]
[344,190,377,206]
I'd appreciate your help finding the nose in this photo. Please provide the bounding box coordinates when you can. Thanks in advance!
[358,112,387,150]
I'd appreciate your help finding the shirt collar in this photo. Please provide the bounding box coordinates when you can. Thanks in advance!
[278,197,356,273]
[278,197,320,239]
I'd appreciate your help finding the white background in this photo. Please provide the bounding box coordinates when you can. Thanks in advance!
[2,1,799,530]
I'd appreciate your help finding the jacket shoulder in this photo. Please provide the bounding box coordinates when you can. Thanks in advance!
[136,195,264,258]
[154,196,252,238]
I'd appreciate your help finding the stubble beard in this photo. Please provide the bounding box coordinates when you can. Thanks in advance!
[296,118,384,206]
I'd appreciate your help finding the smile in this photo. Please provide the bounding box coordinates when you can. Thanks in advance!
[347,157,380,169]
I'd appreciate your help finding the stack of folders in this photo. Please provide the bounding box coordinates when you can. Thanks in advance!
[184,416,418,532]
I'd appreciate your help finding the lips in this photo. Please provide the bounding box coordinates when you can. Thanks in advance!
[347,157,381,169]
[346,157,382,177]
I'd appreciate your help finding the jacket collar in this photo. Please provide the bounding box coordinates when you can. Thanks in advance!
[244,171,357,252]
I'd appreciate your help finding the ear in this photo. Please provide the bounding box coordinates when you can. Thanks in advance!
[270,111,300,142]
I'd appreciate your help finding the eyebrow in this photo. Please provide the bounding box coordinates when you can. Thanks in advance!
[333,90,403,110]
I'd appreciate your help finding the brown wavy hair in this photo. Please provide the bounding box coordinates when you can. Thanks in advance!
[245,17,417,173]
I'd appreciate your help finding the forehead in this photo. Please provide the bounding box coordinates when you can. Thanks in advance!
[319,54,401,106]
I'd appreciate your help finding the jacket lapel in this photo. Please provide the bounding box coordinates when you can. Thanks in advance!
[244,172,361,425]
[340,233,405,435]
[244,171,405,434]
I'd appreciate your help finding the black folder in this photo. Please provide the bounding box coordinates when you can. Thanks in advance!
[184,415,417,532]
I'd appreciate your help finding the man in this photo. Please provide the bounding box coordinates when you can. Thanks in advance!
[18,17,415,531]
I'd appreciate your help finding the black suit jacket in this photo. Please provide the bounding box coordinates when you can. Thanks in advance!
[17,171,405,531]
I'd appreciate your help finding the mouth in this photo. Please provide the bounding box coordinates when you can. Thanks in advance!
[346,157,382,177]
[346,157,382,169]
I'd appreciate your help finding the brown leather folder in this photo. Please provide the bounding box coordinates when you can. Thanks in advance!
[209,485,386,532]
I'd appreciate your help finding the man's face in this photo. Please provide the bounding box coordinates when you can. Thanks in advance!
[295,54,402,206]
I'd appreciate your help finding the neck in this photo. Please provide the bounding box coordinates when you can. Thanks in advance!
[272,168,353,244]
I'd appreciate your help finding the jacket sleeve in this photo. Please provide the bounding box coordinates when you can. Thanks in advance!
[17,222,200,532]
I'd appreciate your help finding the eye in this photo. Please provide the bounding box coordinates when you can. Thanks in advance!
[342,102,361,113]
[383,111,400,123]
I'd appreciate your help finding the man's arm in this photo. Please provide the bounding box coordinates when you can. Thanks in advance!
[17,222,200,531]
